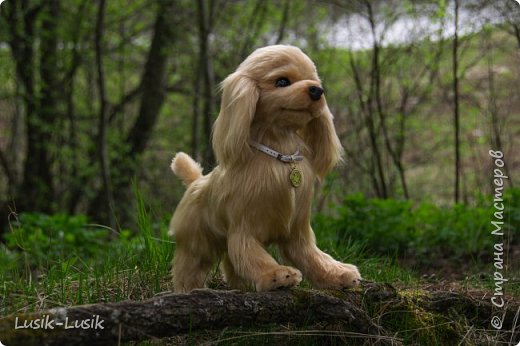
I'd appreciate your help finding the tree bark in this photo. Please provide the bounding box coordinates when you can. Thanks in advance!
[1,283,518,345]
[0,286,386,345]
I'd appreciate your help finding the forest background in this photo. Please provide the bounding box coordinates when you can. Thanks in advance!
[0,0,519,344]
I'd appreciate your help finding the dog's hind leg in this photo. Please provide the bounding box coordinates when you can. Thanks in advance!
[172,246,213,293]
[220,253,250,291]
[170,201,219,293]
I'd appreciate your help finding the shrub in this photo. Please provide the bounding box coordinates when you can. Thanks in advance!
[315,188,520,260]
[4,213,110,268]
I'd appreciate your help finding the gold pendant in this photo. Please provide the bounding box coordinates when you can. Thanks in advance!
[289,164,302,188]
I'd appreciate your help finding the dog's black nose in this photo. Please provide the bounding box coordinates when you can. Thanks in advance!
[309,86,323,101]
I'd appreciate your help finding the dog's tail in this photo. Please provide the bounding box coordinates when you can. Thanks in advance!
[171,152,203,186]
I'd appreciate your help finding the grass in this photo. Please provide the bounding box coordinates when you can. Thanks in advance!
[1,188,519,344]
[0,185,175,316]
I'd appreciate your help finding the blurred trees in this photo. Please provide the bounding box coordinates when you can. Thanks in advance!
[332,0,446,200]
[324,0,518,202]
[89,0,179,225]
[0,0,519,232]
[0,0,184,228]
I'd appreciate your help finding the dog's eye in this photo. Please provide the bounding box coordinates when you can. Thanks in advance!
[275,77,291,88]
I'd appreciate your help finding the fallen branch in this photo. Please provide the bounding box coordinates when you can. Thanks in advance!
[0,283,518,345]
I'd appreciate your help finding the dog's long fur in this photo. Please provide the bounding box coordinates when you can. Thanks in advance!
[170,45,361,293]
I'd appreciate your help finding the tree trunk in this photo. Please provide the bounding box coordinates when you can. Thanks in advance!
[362,1,388,198]
[4,0,53,213]
[191,66,201,160]
[25,0,61,213]
[197,0,216,170]
[124,3,172,157]
[452,0,461,204]
[63,0,86,213]
[347,52,383,198]
[367,1,407,199]
[94,0,116,230]
[88,0,176,224]
[485,32,514,189]
[275,0,290,44]
[1,283,518,345]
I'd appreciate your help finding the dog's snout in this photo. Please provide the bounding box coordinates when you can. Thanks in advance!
[308,86,323,101]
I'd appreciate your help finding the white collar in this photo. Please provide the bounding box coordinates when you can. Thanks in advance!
[249,141,303,163]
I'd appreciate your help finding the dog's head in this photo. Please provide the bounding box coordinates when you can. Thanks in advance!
[213,45,343,179]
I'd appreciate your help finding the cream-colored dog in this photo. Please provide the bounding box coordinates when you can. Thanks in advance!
[169,45,361,293]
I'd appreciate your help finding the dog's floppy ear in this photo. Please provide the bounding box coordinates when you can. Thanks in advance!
[301,103,344,180]
[212,71,259,166]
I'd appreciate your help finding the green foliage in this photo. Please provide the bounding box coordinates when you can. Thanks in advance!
[318,194,416,255]
[315,188,520,260]
[0,187,173,315]
[436,0,447,20]
[4,213,110,268]
[505,187,520,232]
[0,243,18,274]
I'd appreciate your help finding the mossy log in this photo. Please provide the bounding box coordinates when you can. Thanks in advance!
[0,283,518,345]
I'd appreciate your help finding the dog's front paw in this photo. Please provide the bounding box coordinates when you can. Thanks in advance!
[256,266,302,291]
[319,263,362,289]
[338,263,362,288]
